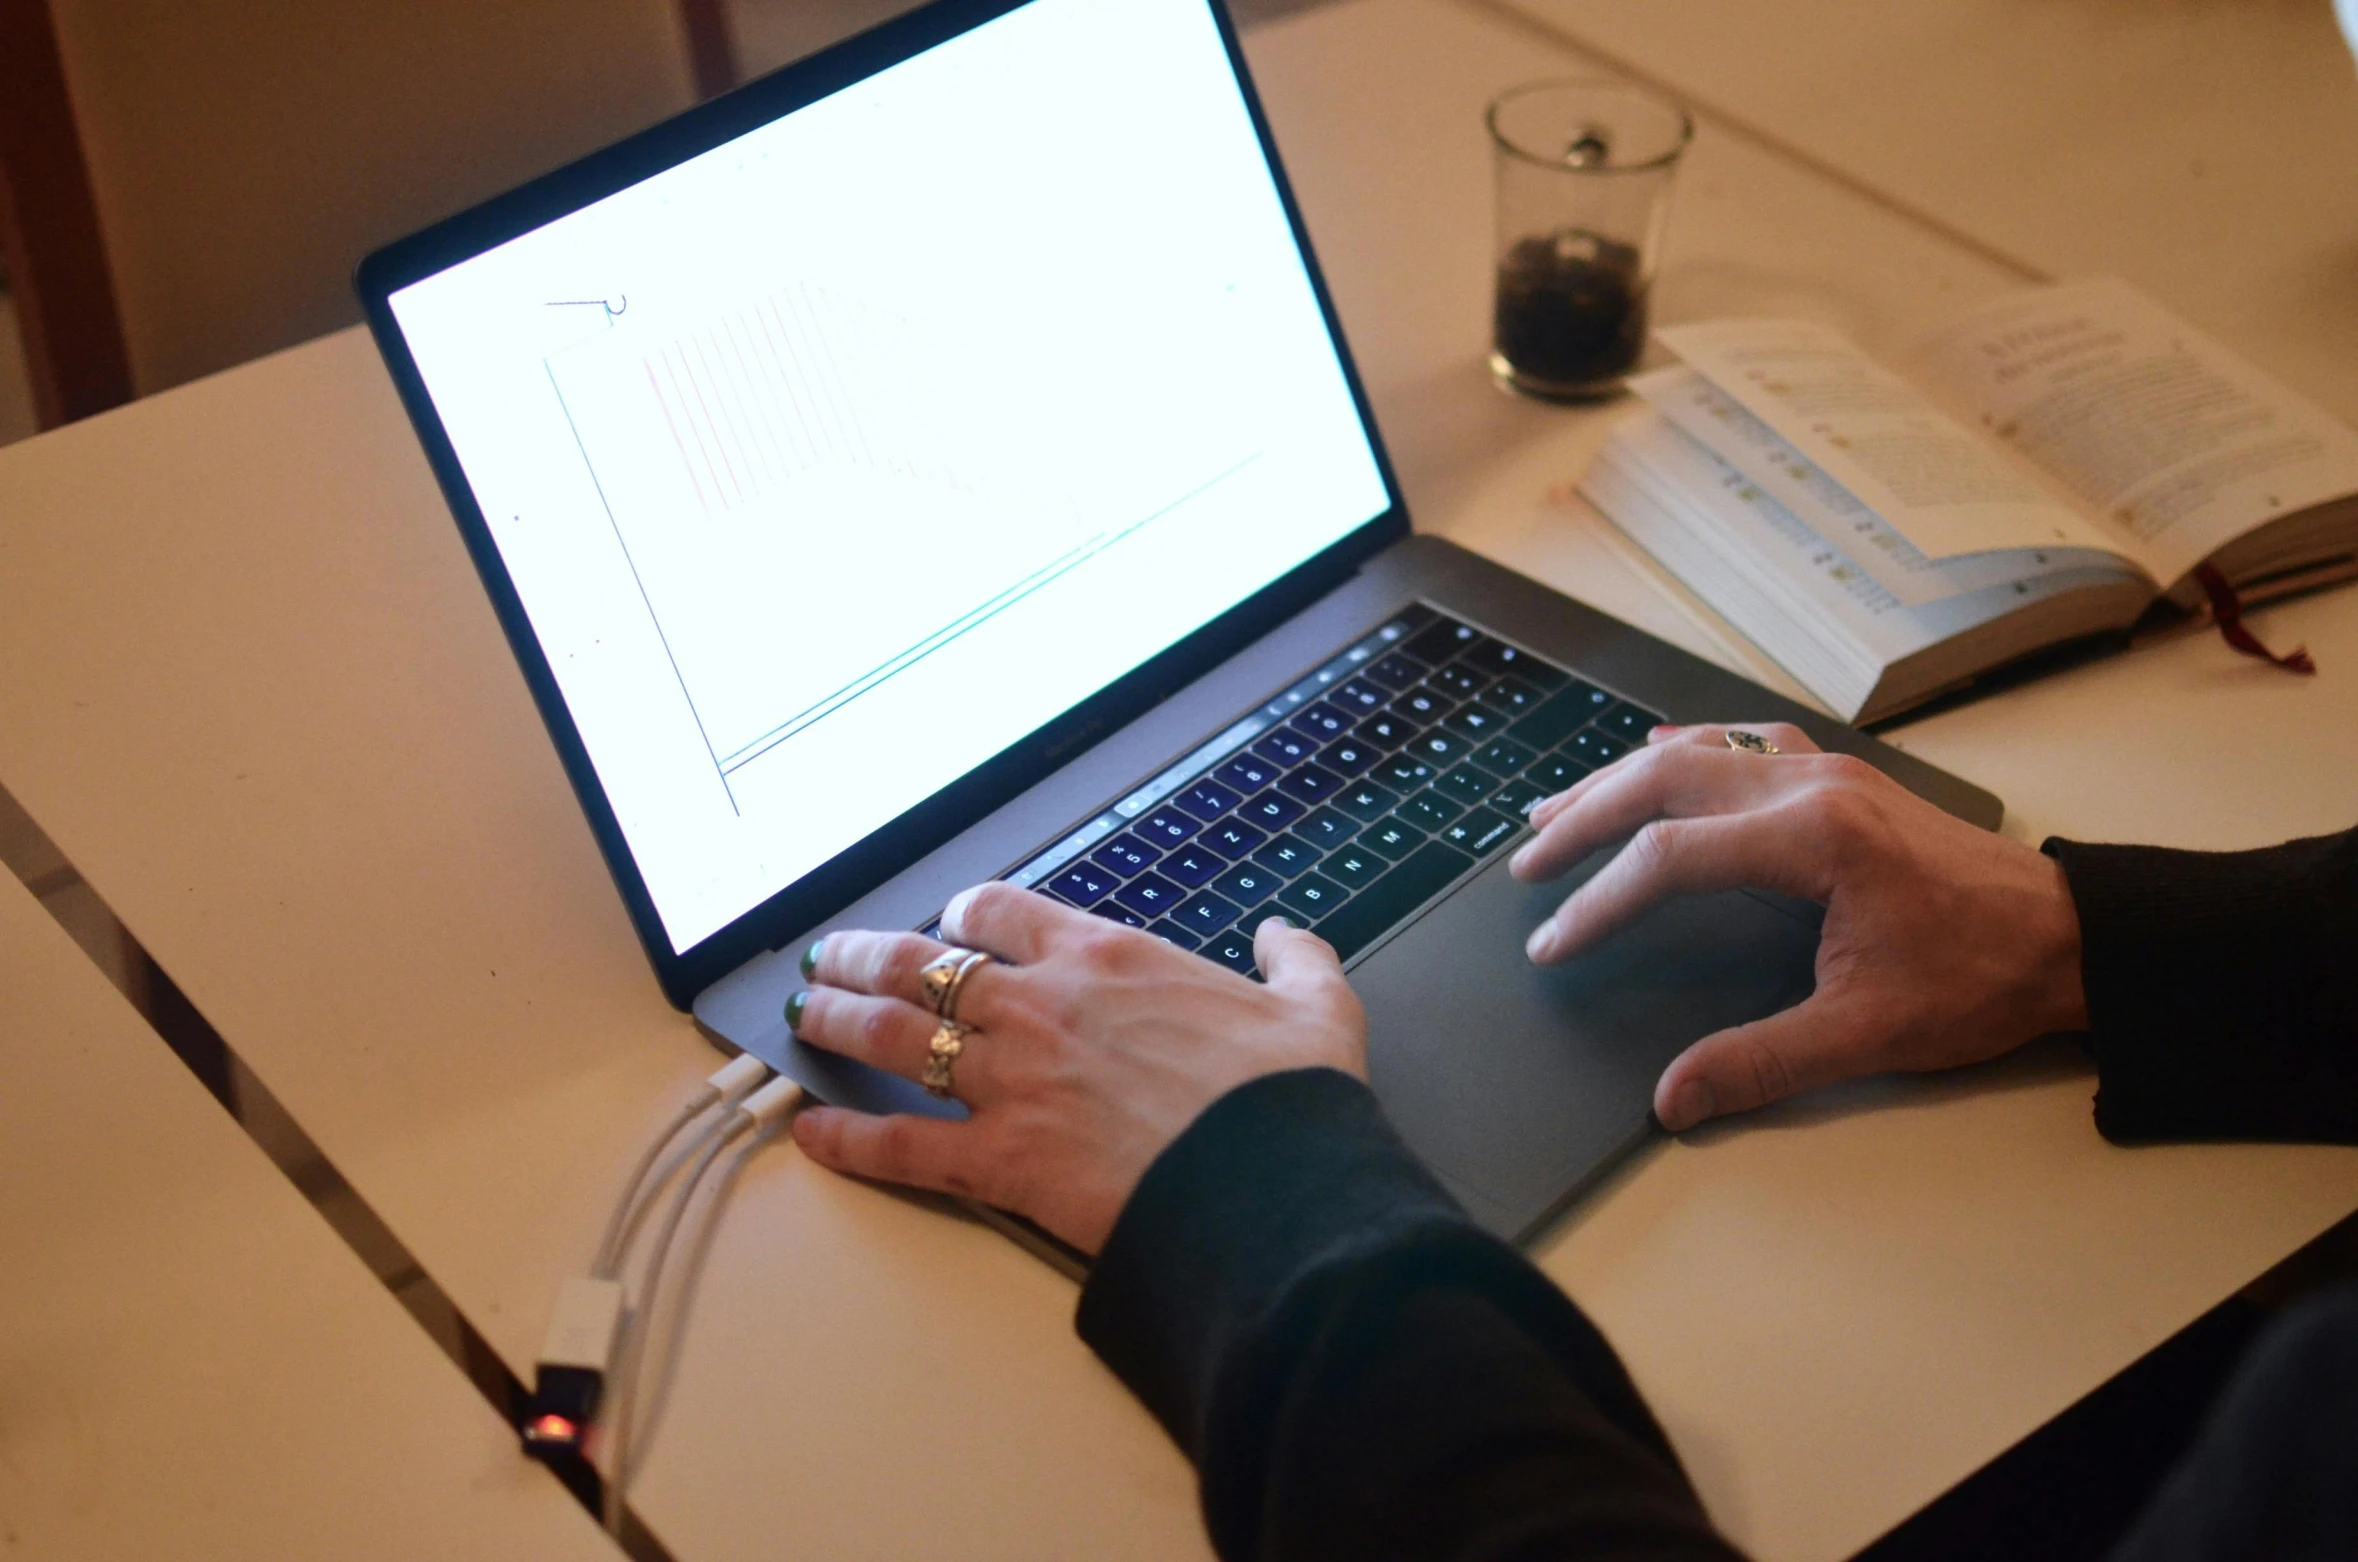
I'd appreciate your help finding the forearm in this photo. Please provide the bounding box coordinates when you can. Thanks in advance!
[1077,1069,1741,1562]
[2047,827,2358,1143]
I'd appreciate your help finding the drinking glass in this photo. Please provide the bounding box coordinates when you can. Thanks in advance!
[1488,79,1692,400]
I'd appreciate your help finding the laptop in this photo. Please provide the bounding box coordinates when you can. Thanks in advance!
[357,0,1999,1252]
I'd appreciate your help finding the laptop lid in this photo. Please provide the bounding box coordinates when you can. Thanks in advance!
[358,0,1407,1007]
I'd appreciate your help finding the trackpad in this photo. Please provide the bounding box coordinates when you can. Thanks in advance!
[1351,855,1819,1239]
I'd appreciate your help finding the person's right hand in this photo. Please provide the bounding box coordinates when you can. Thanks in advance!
[1508,722,2089,1132]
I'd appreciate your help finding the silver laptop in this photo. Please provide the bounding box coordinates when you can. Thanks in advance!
[359,0,1998,1253]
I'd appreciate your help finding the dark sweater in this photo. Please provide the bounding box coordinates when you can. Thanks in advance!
[1075,828,2358,1561]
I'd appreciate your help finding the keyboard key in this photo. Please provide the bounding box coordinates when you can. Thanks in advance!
[1293,806,1360,849]
[1375,753,1437,792]
[1173,888,1244,937]
[1199,927,1259,976]
[1566,728,1632,768]
[1320,846,1384,891]
[1427,662,1488,700]
[1353,711,1418,750]
[1252,834,1323,877]
[1332,779,1401,822]
[1048,863,1118,906]
[1288,701,1354,742]
[1330,678,1391,714]
[1511,681,1614,748]
[1114,872,1187,918]
[1397,791,1463,832]
[1438,806,1518,856]
[1160,845,1225,887]
[1174,779,1244,822]
[1407,729,1470,767]
[1212,862,1284,906]
[1441,704,1506,741]
[1489,776,1549,817]
[1252,729,1316,767]
[1137,808,1200,847]
[1435,765,1498,806]
[1391,686,1454,724]
[1039,887,1083,909]
[1402,617,1482,666]
[1090,902,1149,928]
[1202,818,1269,858]
[1364,651,1429,691]
[1277,872,1347,919]
[1240,790,1307,831]
[1314,839,1477,960]
[1277,763,1342,803]
[1314,737,1378,777]
[1462,639,1560,686]
[1597,701,1664,742]
[1475,675,1546,717]
[1359,817,1426,860]
[1527,754,1590,792]
[1145,918,1201,951]
[1092,834,1162,876]
[1216,753,1282,794]
[1470,737,1538,777]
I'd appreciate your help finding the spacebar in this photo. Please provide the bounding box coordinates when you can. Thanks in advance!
[1314,840,1476,962]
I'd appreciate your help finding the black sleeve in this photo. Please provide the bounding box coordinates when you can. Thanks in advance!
[1076,1068,1743,1562]
[2046,827,2358,1143]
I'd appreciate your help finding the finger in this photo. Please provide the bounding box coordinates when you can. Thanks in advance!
[1511,745,1802,885]
[1526,810,1828,963]
[1656,721,1819,757]
[1652,995,1869,1131]
[1253,915,1348,1002]
[788,988,995,1101]
[808,929,954,1006]
[941,881,1088,965]
[792,1107,999,1203]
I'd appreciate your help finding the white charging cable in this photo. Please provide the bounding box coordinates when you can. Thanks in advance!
[600,1074,805,1537]
[524,1054,773,1478]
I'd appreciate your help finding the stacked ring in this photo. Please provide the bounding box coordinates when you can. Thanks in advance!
[918,947,994,1024]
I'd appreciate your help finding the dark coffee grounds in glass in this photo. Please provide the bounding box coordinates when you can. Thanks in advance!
[1492,227,1647,393]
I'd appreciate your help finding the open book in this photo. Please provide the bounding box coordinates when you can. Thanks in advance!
[1577,278,2358,723]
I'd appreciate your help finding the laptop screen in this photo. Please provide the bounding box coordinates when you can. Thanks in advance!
[382,0,1389,956]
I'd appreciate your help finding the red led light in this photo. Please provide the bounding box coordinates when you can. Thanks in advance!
[525,1413,580,1443]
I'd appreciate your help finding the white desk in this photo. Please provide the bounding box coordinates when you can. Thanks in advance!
[1486,0,2358,422]
[0,873,614,1559]
[1,3,2355,1559]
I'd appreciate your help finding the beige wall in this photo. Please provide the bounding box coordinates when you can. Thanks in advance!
[50,0,698,394]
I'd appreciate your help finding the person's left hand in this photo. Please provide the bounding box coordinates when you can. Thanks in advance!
[787,885,1366,1254]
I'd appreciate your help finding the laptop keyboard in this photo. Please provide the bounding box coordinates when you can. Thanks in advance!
[924,605,1663,978]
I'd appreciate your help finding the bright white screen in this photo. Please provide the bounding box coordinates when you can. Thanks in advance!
[389,0,1388,952]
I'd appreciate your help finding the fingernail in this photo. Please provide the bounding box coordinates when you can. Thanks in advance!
[799,938,824,979]
[1266,915,1296,930]
[942,889,974,940]
[784,989,808,1034]
[1648,725,1681,742]
[1509,843,1532,874]
[1525,918,1556,962]
[1663,1078,1715,1133]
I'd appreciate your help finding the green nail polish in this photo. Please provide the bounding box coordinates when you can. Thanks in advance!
[799,938,824,979]
[785,990,808,1032]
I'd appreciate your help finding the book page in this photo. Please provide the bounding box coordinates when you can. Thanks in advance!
[1658,319,2123,563]
[1905,277,2358,586]
[1630,368,2142,605]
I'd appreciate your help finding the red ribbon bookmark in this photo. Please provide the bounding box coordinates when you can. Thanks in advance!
[2192,563,2317,675]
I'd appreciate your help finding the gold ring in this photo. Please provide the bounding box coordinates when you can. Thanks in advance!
[1724,729,1781,755]
[922,1021,969,1100]
[940,950,993,1025]
[918,948,981,1016]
